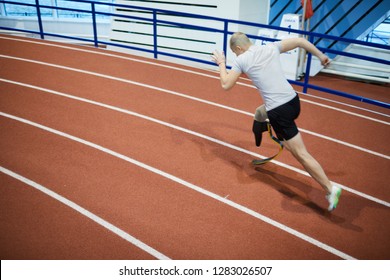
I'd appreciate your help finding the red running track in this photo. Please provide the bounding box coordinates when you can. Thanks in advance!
[0,35,389,260]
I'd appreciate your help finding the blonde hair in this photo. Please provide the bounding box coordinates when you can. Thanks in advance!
[230,32,251,49]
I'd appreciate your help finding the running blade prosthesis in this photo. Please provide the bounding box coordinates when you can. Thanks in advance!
[251,120,283,165]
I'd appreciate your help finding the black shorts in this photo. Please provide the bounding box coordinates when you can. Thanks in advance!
[267,94,300,141]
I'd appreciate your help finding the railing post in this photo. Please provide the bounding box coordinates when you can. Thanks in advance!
[153,10,158,59]
[35,0,44,39]
[303,34,314,94]
[222,20,228,57]
[91,2,98,47]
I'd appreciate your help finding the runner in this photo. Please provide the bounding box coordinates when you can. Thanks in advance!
[211,32,341,211]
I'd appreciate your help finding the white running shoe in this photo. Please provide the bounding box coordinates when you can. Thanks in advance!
[327,185,342,211]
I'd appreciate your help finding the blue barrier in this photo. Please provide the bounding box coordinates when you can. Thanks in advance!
[0,0,389,109]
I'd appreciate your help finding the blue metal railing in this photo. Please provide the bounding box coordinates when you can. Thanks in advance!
[1,0,389,109]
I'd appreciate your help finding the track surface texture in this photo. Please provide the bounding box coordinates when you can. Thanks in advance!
[0,35,389,260]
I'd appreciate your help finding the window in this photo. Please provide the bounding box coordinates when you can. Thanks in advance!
[1,0,114,19]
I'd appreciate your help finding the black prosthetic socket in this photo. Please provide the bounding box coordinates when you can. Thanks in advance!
[252,120,269,147]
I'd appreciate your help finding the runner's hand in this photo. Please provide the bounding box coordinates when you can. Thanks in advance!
[319,54,330,66]
[211,50,226,65]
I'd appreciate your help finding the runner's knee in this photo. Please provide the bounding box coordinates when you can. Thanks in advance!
[254,105,268,122]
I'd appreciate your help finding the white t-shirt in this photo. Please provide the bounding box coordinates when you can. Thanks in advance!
[231,42,296,111]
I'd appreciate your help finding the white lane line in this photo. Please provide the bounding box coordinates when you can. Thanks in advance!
[0,166,170,260]
[300,92,390,119]
[0,56,389,159]
[298,128,390,160]
[1,80,389,208]
[0,55,250,115]
[238,76,390,119]
[1,35,389,119]
[0,112,356,260]
[299,98,390,125]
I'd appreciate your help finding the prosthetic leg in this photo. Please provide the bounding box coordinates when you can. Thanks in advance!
[251,105,284,165]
